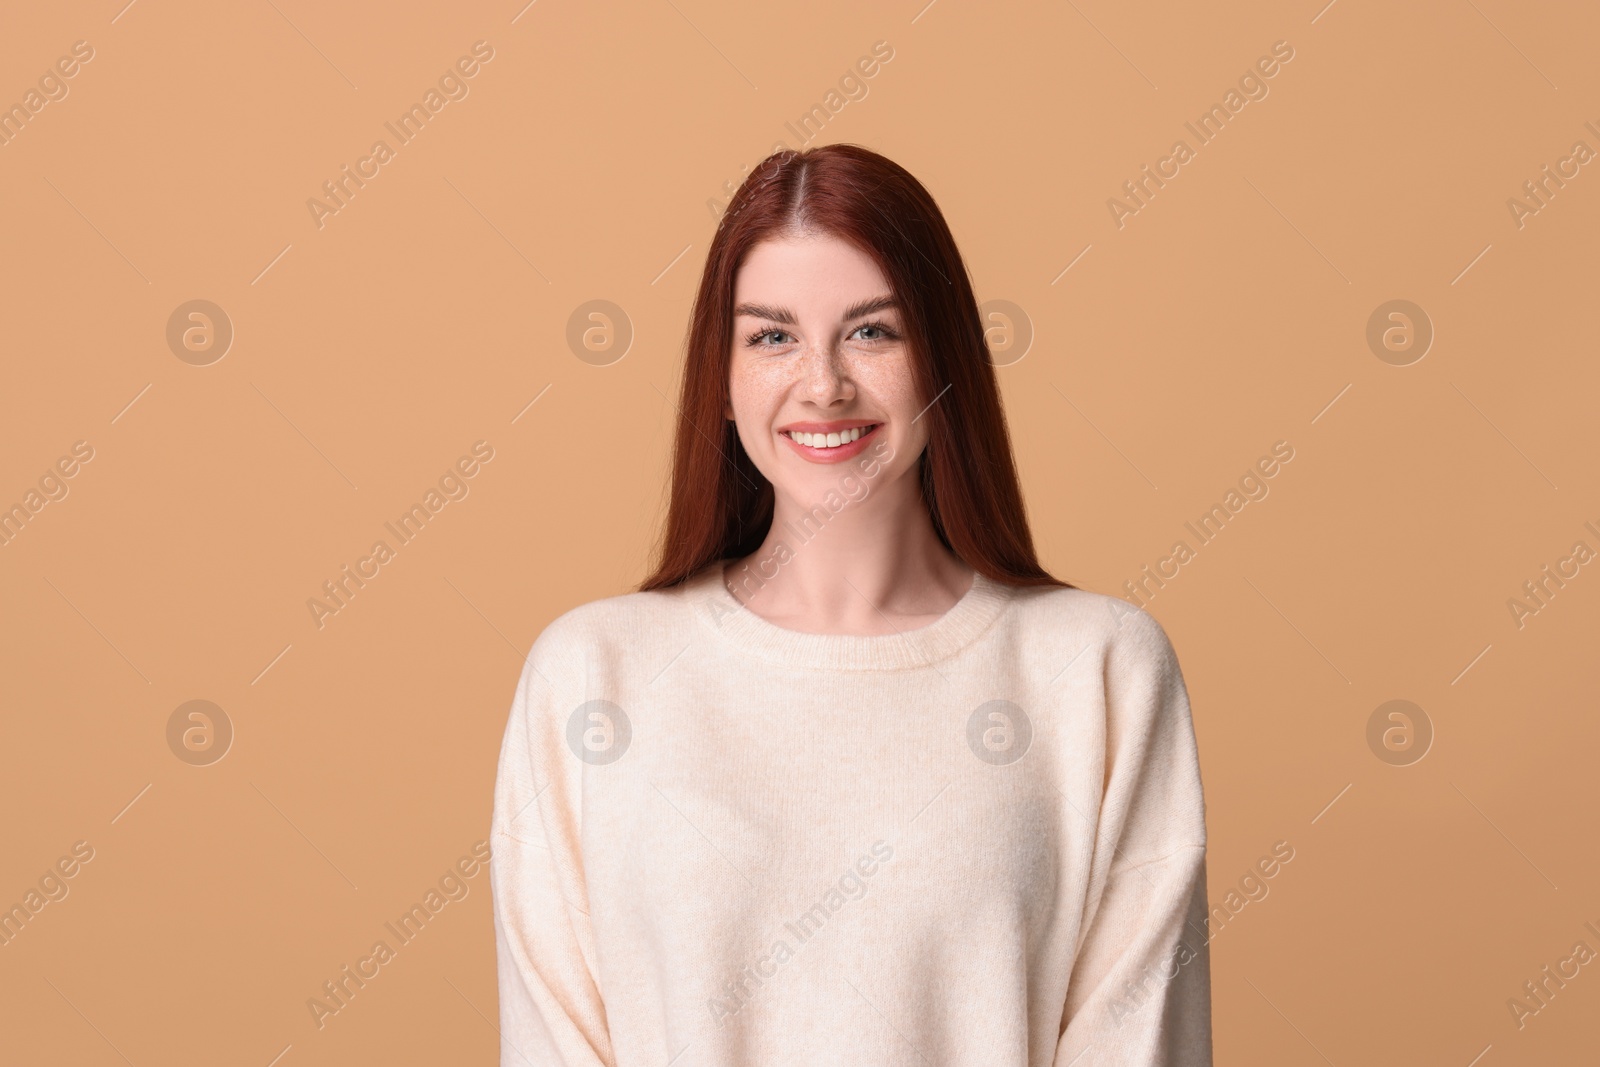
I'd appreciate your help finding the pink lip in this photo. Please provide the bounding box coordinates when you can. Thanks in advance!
[776,419,880,434]
[778,422,882,464]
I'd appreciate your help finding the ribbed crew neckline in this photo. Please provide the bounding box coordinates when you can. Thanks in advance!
[680,561,1016,672]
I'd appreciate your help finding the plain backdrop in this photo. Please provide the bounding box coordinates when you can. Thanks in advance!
[1,1,1596,1064]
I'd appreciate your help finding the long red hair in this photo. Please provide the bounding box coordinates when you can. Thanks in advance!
[639,143,1070,592]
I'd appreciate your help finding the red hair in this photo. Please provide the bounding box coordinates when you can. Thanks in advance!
[639,143,1070,592]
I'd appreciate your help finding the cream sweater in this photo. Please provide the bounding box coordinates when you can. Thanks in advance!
[490,563,1212,1066]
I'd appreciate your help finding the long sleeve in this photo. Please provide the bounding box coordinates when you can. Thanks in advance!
[1054,608,1213,1066]
[490,635,616,1067]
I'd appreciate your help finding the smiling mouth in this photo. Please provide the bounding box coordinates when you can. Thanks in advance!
[781,423,880,450]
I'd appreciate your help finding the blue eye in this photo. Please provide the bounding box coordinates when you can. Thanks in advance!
[853,321,899,341]
[745,328,790,347]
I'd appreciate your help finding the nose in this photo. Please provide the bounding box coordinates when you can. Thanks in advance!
[798,339,855,405]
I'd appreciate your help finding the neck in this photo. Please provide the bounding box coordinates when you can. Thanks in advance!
[724,468,973,634]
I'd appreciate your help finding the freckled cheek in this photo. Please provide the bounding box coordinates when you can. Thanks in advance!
[853,364,917,411]
[849,358,925,445]
[727,364,791,443]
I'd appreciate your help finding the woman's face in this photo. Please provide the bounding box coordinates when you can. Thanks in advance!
[726,231,927,508]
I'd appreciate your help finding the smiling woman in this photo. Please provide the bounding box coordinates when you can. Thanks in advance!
[489,144,1213,1066]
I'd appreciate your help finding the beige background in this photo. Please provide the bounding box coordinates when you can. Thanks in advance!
[3,0,1597,1063]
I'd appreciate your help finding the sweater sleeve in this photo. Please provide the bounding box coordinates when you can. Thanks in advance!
[489,634,616,1067]
[1054,607,1213,1066]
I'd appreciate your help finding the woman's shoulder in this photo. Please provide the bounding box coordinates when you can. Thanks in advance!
[523,569,712,673]
[1006,580,1181,669]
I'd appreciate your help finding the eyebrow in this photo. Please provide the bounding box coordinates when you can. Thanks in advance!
[733,295,898,325]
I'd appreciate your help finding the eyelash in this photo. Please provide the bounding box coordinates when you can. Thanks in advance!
[742,321,900,348]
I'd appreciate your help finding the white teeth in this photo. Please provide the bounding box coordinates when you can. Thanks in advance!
[788,426,869,449]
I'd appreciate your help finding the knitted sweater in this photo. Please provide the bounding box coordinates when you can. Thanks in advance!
[489,562,1212,1066]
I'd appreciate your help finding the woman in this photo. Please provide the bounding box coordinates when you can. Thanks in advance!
[490,144,1212,1066]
